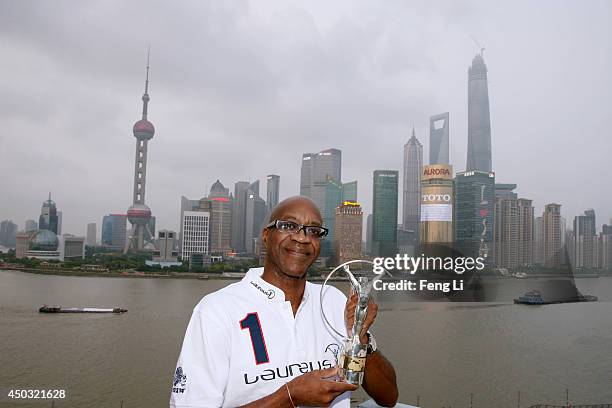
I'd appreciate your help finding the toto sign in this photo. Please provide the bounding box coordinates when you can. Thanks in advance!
[422,194,452,202]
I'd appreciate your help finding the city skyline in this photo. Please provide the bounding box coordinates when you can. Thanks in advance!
[1,1,610,236]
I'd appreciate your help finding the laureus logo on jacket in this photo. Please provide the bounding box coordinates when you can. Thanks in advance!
[250,281,275,299]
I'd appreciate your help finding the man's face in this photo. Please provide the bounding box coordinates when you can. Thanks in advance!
[263,200,322,278]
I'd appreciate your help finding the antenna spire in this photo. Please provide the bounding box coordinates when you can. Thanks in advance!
[141,47,151,120]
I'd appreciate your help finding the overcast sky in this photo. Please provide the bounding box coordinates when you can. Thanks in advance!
[0,0,610,237]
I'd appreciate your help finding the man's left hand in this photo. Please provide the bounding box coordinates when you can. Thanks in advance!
[344,291,378,344]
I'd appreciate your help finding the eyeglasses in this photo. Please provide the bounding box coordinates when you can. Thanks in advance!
[265,219,328,239]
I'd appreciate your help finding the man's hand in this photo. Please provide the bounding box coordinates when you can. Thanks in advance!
[344,290,378,344]
[286,367,357,407]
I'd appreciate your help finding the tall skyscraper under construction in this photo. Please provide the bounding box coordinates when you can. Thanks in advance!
[466,53,492,172]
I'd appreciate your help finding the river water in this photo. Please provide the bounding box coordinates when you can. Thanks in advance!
[1,270,611,408]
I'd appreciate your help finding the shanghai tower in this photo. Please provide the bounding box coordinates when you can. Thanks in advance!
[125,54,155,252]
[466,53,492,172]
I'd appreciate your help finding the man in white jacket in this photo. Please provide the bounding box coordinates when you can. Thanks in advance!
[170,196,398,407]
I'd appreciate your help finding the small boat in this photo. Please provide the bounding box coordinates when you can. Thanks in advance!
[514,290,597,305]
[39,305,127,314]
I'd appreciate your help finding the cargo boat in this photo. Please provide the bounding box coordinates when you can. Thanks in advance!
[39,305,127,313]
[514,290,597,305]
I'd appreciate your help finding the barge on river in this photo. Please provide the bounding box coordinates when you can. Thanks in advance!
[39,305,127,314]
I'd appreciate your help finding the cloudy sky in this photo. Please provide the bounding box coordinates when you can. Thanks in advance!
[0,0,610,236]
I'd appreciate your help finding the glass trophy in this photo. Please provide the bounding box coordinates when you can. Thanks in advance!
[320,260,388,385]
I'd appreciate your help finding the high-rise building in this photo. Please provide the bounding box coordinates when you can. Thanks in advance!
[334,202,363,265]
[15,232,30,259]
[300,148,342,211]
[244,181,267,254]
[39,193,58,234]
[300,148,342,257]
[574,209,597,269]
[366,214,373,256]
[600,224,612,271]
[60,235,85,261]
[266,175,280,213]
[147,216,156,242]
[403,129,422,243]
[231,181,250,253]
[534,216,544,265]
[341,181,358,203]
[0,220,18,248]
[493,184,519,269]
[86,223,97,247]
[542,203,562,268]
[454,170,495,263]
[126,54,155,252]
[181,211,210,262]
[101,214,127,250]
[372,170,398,257]
[420,165,454,244]
[321,177,343,258]
[208,180,232,256]
[429,112,449,165]
[56,211,63,235]
[466,53,492,172]
[517,199,534,267]
[0,220,17,248]
[25,220,38,233]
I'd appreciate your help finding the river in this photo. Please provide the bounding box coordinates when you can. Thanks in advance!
[1,270,611,407]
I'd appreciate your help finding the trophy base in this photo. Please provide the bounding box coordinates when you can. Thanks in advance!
[338,341,367,385]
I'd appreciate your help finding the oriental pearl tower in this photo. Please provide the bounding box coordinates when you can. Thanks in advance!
[125,53,155,253]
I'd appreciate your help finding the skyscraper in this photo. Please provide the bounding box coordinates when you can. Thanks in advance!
[266,175,280,212]
[300,148,342,258]
[341,181,358,203]
[101,214,127,250]
[321,177,343,258]
[25,220,38,233]
[0,220,18,248]
[39,193,58,234]
[493,184,519,269]
[466,53,492,172]
[429,112,449,165]
[517,198,534,267]
[372,170,398,257]
[244,181,267,254]
[208,180,232,256]
[231,181,250,253]
[126,54,155,252]
[574,209,597,269]
[420,165,454,244]
[57,211,63,235]
[454,170,495,263]
[300,148,341,211]
[86,222,97,247]
[534,216,544,265]
[600,224,612,271]
[543,203,562,268]
[402,129,422,240]
[334,201,363,264]
[181,210,210,262]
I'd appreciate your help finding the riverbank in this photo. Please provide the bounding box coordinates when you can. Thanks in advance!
[0,267,345,282]
[0,267,234,280]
